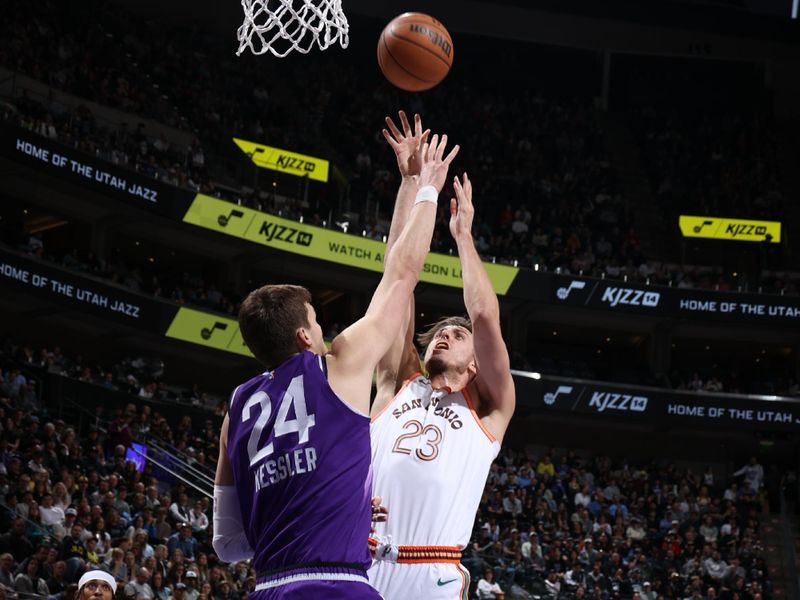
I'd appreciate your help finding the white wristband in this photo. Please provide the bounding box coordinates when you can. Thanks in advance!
[415,185,438,205]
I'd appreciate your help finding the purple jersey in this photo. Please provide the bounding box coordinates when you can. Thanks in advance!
[227,351,373,573]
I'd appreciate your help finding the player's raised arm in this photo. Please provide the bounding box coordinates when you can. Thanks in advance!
[326,134,459,415]
[450,173,515,441]
[373,112,431,417]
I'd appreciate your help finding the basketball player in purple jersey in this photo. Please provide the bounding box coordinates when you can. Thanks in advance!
[212,130,459,599]
[367,113,515,600]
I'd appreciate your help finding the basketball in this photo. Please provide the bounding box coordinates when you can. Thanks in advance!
[377,13,454,92]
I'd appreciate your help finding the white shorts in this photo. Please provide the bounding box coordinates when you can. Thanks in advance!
[368,561,471,600]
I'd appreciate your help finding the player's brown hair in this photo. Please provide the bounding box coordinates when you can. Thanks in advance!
[239,284,312,368]
[416,316,473,349]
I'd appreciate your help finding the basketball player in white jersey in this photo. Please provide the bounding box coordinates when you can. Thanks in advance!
[213,130,459,600]
[368,112,515,600]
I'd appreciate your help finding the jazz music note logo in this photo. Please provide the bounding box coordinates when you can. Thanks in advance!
[218,209,245,227]
[693,220,714,233]
[201,321,228,340]
[556,280,586,300]
[543,385,573,406]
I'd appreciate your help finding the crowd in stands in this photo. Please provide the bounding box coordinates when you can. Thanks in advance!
[635,107,783,222]
[4,0,798,296]
[0,346,250,600]
[0,324,783,599]
[2,94,212,197]
[615,55,785,225]
[464,449,775,599]
[670,370,800,398]
[3,197,799,397]
[0,333,225,418]
[0,5,795,599]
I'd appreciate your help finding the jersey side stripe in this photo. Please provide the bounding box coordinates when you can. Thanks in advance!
[462,387,498,444]
[370,372,422,423]
[457,563,470,600]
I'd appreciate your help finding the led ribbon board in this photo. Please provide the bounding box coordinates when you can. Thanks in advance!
[182,194,520,294]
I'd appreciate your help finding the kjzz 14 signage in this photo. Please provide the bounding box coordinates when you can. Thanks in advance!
[232,137,330,183]
[679,215,781,243]
[518,372,800,432]
[556,279,660,309]
[548,276,800,324]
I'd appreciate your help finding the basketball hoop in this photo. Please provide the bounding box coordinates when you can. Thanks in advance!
[236,0,349,57]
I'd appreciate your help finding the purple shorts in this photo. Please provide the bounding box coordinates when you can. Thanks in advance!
[251,564,382,600]
[251,580,381,599]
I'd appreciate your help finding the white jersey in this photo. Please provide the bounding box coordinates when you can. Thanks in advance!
[370,374,500,548]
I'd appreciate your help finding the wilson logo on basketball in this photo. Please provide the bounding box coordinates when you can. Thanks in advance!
[409,24,452,57]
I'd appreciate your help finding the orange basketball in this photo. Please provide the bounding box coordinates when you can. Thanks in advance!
[377,13,454,92]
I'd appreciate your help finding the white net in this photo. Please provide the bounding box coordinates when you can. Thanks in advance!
[236,0,349,58]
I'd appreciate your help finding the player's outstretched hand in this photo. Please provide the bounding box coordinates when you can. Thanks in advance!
[382,111,430,178]
[449,173,475,242]
[417,134,459,194]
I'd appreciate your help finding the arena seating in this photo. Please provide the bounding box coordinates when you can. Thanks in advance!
[0,2,794,598]
[463,448,774,599]
[0,334,778,599]
[2,0,798,295]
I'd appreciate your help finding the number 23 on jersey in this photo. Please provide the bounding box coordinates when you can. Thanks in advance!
[392,420,443,461]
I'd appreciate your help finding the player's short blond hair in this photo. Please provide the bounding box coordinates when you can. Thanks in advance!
[417,316,472,349]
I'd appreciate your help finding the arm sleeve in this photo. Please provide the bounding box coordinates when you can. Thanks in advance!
[212,485,254,563]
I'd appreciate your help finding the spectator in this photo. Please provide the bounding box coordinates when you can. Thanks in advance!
[151,571,171,600]
[85,538,102,568]
[502,489,523,518]
[0,517,34,561]
[565,562,587,590]
[124,567,155,600]
[537,455,556,477]
[699,515,719,544]
[90,517,112,556]
[544,570,562,597]
[153,509,173,544]
[476,568,505,599]
[640,581,656,600]
[575,485,592,508]
[167,524,197,561]
[47,560,69,596]
[15,556,50,598]
[188,502,208,537]
[183,571,199,600]
[0,553,15,590]
[734,457,765,493]
[171,582,187,600]
[626,518,647,544]
[102,547,128,583]
[168,494,191,526]
[40,492,66,528]
[704,551,728,584]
